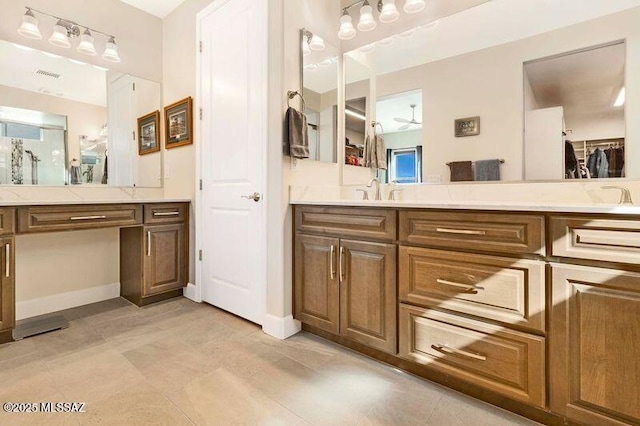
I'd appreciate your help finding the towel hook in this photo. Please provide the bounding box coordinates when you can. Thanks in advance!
[287,90,306,111]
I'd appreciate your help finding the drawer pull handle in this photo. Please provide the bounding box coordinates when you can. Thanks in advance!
[153,211,180,216]
[147,231,151,257]
[436,279,484,291]
[436,228,486,236]
[433,343,487,361]
[70,215,107,221]
[330,245,335,279]
[5,243,9,278]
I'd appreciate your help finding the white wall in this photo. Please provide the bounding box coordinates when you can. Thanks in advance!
[567,110,625,142]
[384,129,422,150]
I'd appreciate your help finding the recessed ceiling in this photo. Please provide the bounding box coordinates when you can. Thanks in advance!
[119,0,187,18]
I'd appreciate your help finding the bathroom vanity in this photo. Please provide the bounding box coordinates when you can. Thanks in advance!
[0,200,190,345]
[292,201,640,426]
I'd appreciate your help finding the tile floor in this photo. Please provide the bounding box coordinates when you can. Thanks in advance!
[0,297,541,425]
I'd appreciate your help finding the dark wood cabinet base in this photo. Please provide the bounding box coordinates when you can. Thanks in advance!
[302,323,569,426]
[0,329,13,344]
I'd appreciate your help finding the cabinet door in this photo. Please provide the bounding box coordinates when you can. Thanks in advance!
[143,224,186,297]
[340,239,397,354]
[294,234,340,334]
[0,237,15,331]
[550,264,640,426]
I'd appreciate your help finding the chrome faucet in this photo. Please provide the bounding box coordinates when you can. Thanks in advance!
[388,188,404,201]
[355,189,369,200]
[602,186,633,205]
[367,178,381,200]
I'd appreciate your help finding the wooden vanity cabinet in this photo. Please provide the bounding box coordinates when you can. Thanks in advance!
[550,264,640,426]
[0,237,15,343]
[294,206,397,354]
[121,203,189,306]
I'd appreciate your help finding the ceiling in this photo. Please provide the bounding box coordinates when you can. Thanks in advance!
[0,41,107,107]
[526,42,625,116]
[376,90,422,134]
[119,0,188,18]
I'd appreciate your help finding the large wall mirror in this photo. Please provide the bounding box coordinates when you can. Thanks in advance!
[301,29,338,163]
[0,39,161,187]
[342,4,638,184]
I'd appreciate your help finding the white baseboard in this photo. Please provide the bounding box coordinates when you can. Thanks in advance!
[16,283,121,320]
[182,282,201,302]
[262,314,301,340]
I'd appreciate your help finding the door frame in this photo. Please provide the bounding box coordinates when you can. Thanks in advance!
[194,0,269,325]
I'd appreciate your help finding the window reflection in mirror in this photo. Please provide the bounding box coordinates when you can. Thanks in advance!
[301,30,338,163]
[344,52,370,166]
[524,41,626,180]
[0,39,161,187]
[375,90,423,184]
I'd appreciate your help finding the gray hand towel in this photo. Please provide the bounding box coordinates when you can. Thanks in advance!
[448,161,473,182]
[375,134,387,170]
[474,159,501,181]
[283,107,309,159]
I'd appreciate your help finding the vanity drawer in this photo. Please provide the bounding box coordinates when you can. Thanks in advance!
[399,303,545,408]
[0,209,16,236]
[551,215,640,265]
[399,246,545,332]
[18,204,143,233]
[144,203,188,225]
[399,210,545,255]
[295,206,396,241]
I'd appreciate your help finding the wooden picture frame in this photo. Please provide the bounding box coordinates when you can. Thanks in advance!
[455,116,481,137]
[137,110,161,155]
[164,97,193,149]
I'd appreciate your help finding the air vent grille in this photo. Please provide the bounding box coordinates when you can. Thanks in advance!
[35,69,61,79]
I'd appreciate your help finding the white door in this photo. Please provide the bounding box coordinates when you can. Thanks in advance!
[524,106,564,180]
[197,0,267,325]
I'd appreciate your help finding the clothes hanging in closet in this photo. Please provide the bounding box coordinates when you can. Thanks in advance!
[564,141,582,179]
[586,148,609,179]
[605,146,624,178]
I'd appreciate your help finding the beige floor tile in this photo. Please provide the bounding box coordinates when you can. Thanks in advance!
[426,392,541,425]
[250,331,343,370]
[46,345,147,404]
[91,314,163,341]
[60,298,136,324]
[0,361,60,404]
[169,367,305,425]
[28,319,106,361]
[0,392,81,426]
[246,357,379,426]
[78,383,192,426]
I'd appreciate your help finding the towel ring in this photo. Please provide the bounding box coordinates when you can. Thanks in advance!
[287,90,306,111]
[372,121,384,134]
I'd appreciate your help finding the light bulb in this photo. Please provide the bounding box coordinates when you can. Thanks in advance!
[77,29,97,56]
[49,21,71,48]
[404,0,426,14]
[379,0,400,23]
[338,12,357,40]
[102,37,121,63]
[308,34,325,51]
[18,9,42,40]
[357,1,377,32]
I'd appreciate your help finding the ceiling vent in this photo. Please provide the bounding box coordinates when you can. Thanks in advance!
[35,69,61,79]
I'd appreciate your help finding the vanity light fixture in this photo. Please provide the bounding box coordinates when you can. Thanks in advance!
[338,0,427,40]
[301,29,325,55]
[17,6,121,63]
[614,87,626,107]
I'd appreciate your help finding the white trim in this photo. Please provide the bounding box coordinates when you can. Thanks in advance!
[182,282,201,302]
[15,283,121,320]
[262,314,301,340]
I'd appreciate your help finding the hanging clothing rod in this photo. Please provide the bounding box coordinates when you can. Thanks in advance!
[287,90,306,111]
[446,159,505,166]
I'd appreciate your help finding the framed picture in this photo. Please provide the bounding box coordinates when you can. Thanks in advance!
[164,97,193,149]
[455,116,480,137]
[137,110,160,155]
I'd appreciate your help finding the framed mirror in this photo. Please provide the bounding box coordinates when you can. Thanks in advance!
[301,29,338,163]
[0,39,162,187]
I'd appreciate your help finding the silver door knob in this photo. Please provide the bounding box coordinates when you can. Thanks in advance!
[241,192,261,202]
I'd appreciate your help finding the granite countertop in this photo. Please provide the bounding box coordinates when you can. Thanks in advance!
[290,199,640,215]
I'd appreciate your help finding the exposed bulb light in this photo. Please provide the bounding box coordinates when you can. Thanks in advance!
[404,0,426,14]
[345,109,367,121]
[338,11,357,40]
[357,0,377,32]
[614,87,626,107]
[77,28,97,56]
[102,37,121,63]
[308,34,325,51]
[379,0,400,24]
[49,20,71,48]
[18,8,42,39]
